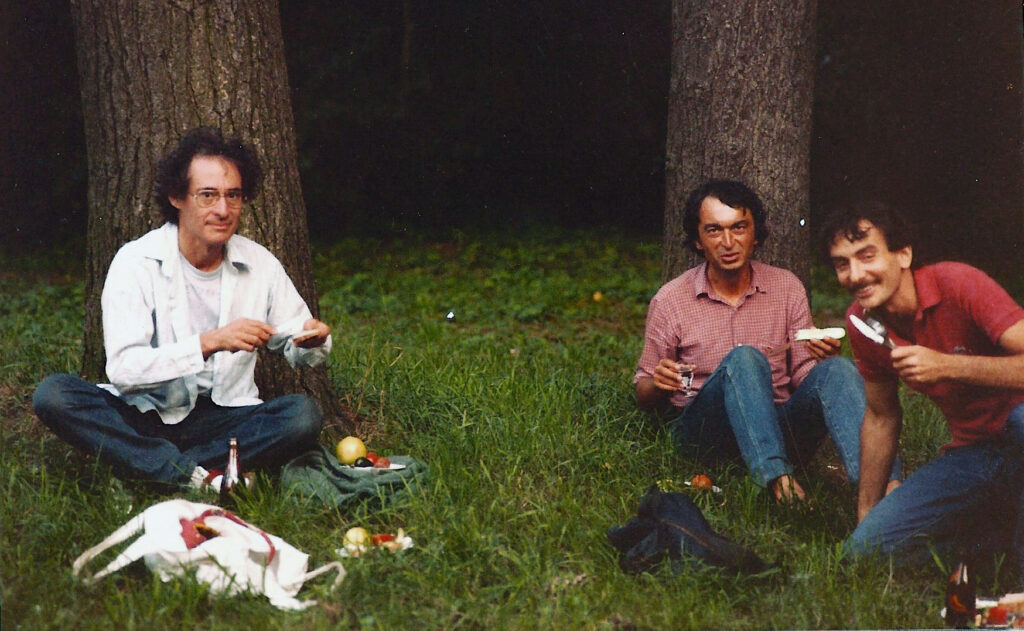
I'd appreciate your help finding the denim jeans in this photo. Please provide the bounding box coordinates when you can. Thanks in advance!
[669,345,880,488]
[844,402,1024,571]
[32,373,323,485]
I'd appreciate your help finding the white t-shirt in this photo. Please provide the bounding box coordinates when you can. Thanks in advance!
[180,253,222,395]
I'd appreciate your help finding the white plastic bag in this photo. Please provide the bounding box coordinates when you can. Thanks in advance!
[72,499,344,611]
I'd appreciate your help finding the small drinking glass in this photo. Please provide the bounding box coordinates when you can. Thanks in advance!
[679,363,697,397]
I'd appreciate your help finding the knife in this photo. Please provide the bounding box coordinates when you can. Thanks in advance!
[849,314,895,349]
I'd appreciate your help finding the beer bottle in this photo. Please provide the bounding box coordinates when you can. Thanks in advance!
[219,437,243,509]
[945,559,976,628]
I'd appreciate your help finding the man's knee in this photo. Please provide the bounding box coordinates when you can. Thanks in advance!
[841,529,874,561]
[275,394,323,440]
[805,356,865,411]
[32,373,79,421]
[842,508,898,561]
[721,345,771,378]
[816,356,860,380]
[720,344,770,368]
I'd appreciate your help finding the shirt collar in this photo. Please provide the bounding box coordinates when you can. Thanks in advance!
[693,261,765,300]
[912,266,942,317]
[149,223,249,276]
[221,237,250,271]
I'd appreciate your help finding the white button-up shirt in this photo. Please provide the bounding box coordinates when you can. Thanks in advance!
[99,223,332,424]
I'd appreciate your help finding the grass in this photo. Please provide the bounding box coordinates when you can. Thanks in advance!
[0,227,990,629]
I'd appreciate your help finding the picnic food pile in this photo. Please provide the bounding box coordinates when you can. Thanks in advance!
[337,436,394,469]
[979,593,1024,628]
[948,593,1024,628]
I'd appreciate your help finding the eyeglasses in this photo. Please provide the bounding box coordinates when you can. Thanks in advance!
[190,189,245,209]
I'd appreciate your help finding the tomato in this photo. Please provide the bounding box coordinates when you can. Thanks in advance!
[986,606,1008,626]
[372,533,397,546]
[691,474,713,490]
[373,456,391,468]
[365,451,379,465]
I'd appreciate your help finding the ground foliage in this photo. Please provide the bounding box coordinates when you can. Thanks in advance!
[0,229,1004,629]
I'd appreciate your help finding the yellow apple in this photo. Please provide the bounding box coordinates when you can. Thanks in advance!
[343,526,371,547]
[336,436,367,464]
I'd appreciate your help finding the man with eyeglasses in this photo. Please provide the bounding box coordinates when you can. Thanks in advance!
[33,127,331,492]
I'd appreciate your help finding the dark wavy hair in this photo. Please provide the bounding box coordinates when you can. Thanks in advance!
[153,127,263,224]
[681,180,770,254]
[817,200,914,266]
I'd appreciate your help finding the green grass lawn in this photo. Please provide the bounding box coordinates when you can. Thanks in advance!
[0,229,991,629]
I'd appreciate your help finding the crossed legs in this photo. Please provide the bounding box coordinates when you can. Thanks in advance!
[33,373,322,485]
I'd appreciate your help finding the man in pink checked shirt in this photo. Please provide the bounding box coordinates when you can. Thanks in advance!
[635,180,893,503]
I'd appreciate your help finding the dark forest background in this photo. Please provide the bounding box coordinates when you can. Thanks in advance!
[2,1,1022,288]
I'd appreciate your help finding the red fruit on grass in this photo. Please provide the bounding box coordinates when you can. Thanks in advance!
[691,474,713,490]
[372,533,397,546]
[365,452,379,465]
[986,606,1008,626]
[373,456,391,468]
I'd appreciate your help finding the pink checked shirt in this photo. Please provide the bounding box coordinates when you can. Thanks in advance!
[634,260,817,409]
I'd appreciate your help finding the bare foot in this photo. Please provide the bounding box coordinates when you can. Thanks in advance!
[770,474,807,503]
[885,479,901,496]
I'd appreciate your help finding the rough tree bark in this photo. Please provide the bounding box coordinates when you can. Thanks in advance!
[663,0,817,288]
[69,0,352,434]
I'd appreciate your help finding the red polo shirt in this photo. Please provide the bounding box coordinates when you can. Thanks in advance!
[848,262,1024,449]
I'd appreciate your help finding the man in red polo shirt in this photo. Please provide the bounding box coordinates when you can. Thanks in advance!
[635,180,877,502]
[822,201,1024,569]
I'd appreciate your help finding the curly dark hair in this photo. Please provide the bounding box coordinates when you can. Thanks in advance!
[817,200,914,266]
[681,180,770,254]
[153,127,263,224]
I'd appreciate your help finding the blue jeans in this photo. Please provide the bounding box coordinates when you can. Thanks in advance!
[844,402,1024,571]
[669,346,883,487]
[32,373,323,485]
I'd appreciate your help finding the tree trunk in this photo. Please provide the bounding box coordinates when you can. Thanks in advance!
[69,0,353,435]
[663,0,817,288]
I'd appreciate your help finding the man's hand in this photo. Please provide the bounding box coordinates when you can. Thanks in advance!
[890,345,952,386]
[636,358,693,415]
[880,321,1024,390]
[294,318,331,348]
[805,337,842,361]
[200,318,277,358]
[652,358,691,392]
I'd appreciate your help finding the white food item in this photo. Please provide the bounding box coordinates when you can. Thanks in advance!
[291,329,319,343]
[795,327,846,341]
[998,592,1024,613]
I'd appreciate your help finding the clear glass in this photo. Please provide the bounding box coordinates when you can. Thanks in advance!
[679,364,697,397]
